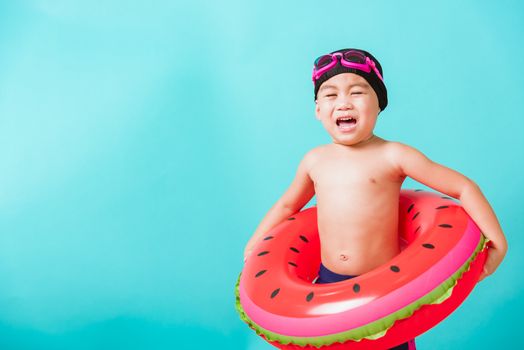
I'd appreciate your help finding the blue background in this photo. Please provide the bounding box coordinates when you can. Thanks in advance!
[0,1,522,349]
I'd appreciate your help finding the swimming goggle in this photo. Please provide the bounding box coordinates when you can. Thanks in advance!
[312,50,384,83]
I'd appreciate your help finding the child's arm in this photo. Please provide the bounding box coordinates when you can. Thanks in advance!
[244,152,316,262]
[389,143,507,281]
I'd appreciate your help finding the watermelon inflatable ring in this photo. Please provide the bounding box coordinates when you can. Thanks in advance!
[236,189,488,349]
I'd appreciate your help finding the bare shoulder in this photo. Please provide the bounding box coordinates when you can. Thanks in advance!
[301,144,331,166]
[383,140,439,180]
[383,140,422,160]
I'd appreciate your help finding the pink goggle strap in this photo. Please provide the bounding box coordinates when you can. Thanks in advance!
[312,54,383,83]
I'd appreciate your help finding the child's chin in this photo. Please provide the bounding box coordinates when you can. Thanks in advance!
[333,138,358,146]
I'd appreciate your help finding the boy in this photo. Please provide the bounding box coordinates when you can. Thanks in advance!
[243,48,507,349]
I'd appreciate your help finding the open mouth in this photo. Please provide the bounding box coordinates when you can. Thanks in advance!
[336,117,357,130]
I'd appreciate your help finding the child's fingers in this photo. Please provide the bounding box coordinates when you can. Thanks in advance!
[477,268,488,282]
[478,256,495,282]
[244,249,253,263]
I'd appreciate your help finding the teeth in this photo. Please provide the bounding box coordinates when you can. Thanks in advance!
[336,117,355,126]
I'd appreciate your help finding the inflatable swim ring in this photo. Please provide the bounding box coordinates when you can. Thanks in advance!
[236,189,488,349]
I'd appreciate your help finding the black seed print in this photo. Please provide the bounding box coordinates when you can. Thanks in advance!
[353,284,361,293]
[257,251,269,256]
[270,288,280,298]
[287,217,296,221]
[290,247,300,253]
[263,236,274,240]
[436,206,449,210]
[415,189,424,192]
[288,262,297,267]
[255,270,267,277]
[412,212,420,220]
[306,292,314,302]
[390,265,400,273]
[439,224,453,228]
[414,226,421,234]
[299,235,309,243]
[407,204,414,213]
[422,243,435,249]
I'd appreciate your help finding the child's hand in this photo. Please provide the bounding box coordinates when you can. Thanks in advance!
[478,243,507,282]
[244,248,253,263]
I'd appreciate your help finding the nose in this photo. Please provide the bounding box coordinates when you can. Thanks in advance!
[336,96,354,110]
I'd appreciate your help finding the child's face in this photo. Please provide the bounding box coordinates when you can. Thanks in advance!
[315,73,381,146]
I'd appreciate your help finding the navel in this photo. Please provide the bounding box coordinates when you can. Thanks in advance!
[369,177,377,184]
[339,254,349,261]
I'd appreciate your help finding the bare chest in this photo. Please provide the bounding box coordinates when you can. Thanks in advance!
[309,152,403,193]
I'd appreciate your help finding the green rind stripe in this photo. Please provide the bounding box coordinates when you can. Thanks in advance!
[235,235,486,348]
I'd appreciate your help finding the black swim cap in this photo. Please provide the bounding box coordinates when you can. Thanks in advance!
[313,48,388,111]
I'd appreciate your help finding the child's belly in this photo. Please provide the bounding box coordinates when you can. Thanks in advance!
[316,186,402,276]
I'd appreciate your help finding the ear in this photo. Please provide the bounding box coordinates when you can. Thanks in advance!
[315,101,321,120]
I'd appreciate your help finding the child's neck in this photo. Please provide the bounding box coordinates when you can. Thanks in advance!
[334,134,378,148]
